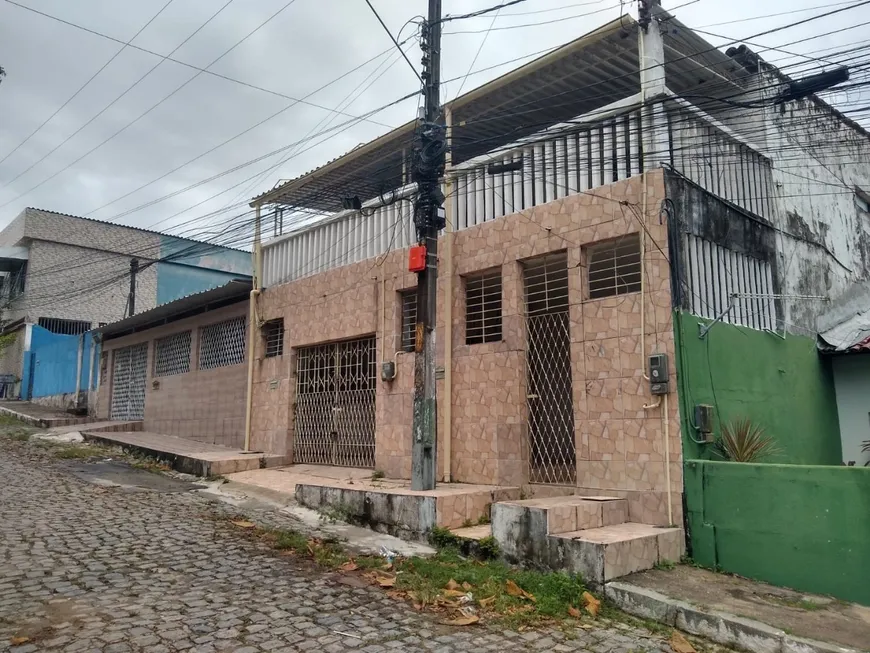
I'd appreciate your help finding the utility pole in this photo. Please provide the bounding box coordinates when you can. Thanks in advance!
[128,258,139,317]
[410,0,446,491]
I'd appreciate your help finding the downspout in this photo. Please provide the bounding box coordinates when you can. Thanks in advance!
[244,203,263,452]
[442,106,454,482]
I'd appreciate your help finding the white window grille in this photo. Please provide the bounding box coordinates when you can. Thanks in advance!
[153,331,191,377]
[399,290,417,352]
[199,316,247,370]
[465,270,503,344]
[684,234,777,331]
[524,252,570,316]
[264,319,285,358]
[38,317,92,335]
[586,234,642,299]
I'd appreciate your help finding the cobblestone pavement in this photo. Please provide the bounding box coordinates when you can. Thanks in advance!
[0,436,714,653]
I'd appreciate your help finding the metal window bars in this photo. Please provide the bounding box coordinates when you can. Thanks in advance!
[110,343,148,421]
[587,234,642,299]
[264,319,285,358]
[153,331,191,377]
[522,253,576,485]
[294,336,377,468]
[465,270,503,345]
[37,317,92,336]
[399,290,417,352]
[198,316,247,370]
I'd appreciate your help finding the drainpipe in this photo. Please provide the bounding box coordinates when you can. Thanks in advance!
[244,203,263,452]
[442,106,454,483]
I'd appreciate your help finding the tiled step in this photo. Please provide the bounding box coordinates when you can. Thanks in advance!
[551,523,683,584]
[493,495,628,536]
[449,524,492,541]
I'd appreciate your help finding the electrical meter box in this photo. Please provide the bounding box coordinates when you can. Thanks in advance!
[649,353,670,395]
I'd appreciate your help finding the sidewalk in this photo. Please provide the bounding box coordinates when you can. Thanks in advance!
[606,565,869,652]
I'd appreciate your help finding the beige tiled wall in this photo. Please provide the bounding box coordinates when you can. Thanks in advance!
[97,302,248,448]
[252,170,682,525]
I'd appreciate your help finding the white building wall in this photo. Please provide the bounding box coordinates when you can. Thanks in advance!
[832,355,870,466]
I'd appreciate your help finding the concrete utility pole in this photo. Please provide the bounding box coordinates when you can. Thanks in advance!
[411,0,446,491]
[128,258,139,317]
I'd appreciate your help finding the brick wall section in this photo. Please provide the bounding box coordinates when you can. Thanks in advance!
[97,302,248,449]
[252,170,682,526]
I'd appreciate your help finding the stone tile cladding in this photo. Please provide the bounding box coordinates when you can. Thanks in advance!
[252,170,682,525]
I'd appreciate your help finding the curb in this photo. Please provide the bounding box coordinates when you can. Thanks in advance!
[605,582,863,653]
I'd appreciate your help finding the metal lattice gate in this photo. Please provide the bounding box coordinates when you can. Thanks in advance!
[294,336,377,468]
[110,343,148,421]
[523,253,576,485]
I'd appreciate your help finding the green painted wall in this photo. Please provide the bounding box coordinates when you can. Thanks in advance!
[685,460,870,605]
[674,311,842,465]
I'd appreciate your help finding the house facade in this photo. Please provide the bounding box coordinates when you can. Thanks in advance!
[0,207,251,399]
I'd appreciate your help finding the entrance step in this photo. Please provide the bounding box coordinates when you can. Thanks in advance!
[491,497,681,585]
[449,524,492,541]
[493,495,628,536]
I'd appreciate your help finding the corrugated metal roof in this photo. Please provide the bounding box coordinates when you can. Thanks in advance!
[250,9,750,214]
[96,279,252,340]
[818,280,870,354]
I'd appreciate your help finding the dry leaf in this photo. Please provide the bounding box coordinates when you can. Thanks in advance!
[338,560,358,572]
[582,591,601,618]
[386,590,406,600]
[443,589,467,598]
[10,637,30,645]
[445,579,460,591]
[669,631,697,653]
[505,579,524,597]
[230,520,255,529]
[441,614,480,626]
[478,596,496,607]
[578,623,594,630]
[568,606,582,618]
[376,574,397,588]
[461,581,472,591]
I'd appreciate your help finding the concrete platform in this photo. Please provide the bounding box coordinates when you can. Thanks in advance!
[226,465,520,540]
[81,430,288,477]
[0,400,91,428]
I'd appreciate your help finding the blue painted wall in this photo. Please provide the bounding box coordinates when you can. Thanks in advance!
[156,236,251,306]
[28,327,97,400]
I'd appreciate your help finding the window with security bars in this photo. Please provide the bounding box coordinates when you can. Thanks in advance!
[399,290,417,352]
[264,319,284,358]
[465,270,502,344]
[153,331,191,377]
[199,316,246,370]
[586,234,642,299]
[38,317,92,335]
[524,253,570,316]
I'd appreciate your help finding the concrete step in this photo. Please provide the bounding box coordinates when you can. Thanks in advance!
[449,524,492,541]
[492,495,628,536]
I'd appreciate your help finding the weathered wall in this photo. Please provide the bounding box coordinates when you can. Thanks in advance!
[831,355,870,466]
[98,302,248,448]
[685,460,870,605]
[253,171,682,526]
[675,312,841,465]
[156,236,251,305]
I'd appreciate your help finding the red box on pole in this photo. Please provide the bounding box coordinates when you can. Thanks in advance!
[408,245,427,272]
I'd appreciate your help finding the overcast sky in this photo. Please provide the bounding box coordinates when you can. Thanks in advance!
[0,0,867,244]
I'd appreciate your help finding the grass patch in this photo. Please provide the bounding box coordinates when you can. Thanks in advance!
[130,457,172,473]
[654,559,677,571]
[4,430,31,442]
[428,525,462,549]
[51,444,104,459]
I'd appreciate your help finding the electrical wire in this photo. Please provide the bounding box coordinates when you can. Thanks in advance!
[363,0,423,84]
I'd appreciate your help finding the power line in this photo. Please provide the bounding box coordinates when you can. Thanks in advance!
[363,0,423,84]
[0,0,176,169]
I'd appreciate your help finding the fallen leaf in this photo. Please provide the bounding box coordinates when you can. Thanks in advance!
[478,595,496,607]
[443,589,467,598]
[441,614,480,626]
[376,574,396,588]
[445,579,460,591]
[10,637,30,645]
[338,560,358,572]
[669,631,697,653]
[578,623,594,630]
[568,606,582,618]
[505,579,524,597]
[230,520,255,529]
[582,591,601,618]
[461,581,472,591]
[386,589,406,600]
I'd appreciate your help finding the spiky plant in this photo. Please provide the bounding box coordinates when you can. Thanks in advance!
[714,418,781,463]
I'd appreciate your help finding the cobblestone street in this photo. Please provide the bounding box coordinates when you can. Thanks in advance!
[0,435,707,653]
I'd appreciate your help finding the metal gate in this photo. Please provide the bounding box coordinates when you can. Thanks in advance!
[523,253,576,485]
[294,336,377,468]
[110,343,148,421]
